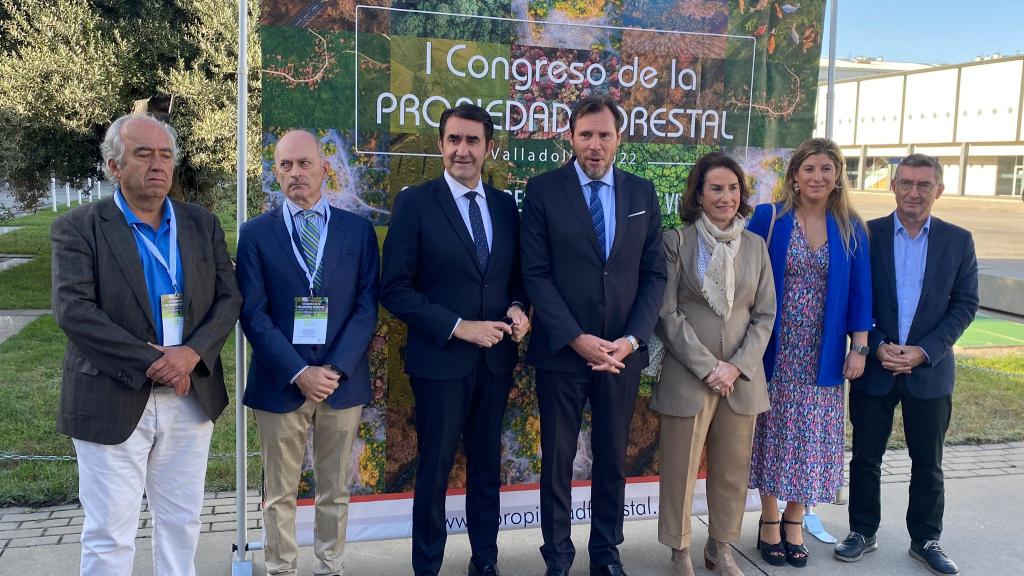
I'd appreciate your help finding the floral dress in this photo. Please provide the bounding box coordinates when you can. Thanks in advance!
[748,222,845,505]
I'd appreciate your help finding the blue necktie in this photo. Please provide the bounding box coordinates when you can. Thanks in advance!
[298,210,323,291]
[465,191,489,270]
[588,181,606,260]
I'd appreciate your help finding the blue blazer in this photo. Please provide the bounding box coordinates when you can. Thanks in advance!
[747,203,872,387]
[237,205,379,413]
[853,214,978,399]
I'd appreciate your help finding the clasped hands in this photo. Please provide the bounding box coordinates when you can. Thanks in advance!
[146,343,201,396]
[571,334,633,374]
[705,360,741,396]
[453,306,531,348]
[876,342,927,375]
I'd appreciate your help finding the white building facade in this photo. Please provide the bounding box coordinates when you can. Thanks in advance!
[814,56,1024,197]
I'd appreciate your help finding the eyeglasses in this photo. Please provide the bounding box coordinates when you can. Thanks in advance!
[895,179,936,193]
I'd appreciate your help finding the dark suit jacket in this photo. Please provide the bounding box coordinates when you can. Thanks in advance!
[237,205,379,413]
[854,214,979,399]
[521,160,667,372]
[380,177,525,380]
[51,197,241,445]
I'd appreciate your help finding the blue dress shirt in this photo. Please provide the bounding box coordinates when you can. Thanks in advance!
[573,160,616,259]
[114,189,184,344]
[894,213,930,345]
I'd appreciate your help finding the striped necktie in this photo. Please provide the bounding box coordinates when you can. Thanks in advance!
[298,209,323,291]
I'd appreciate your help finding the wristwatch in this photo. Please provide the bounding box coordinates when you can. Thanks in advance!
[625,335,640,352]
[851,345,870,356]
[325,364,348,380]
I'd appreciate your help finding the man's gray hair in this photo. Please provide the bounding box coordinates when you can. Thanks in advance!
[896,153,943,184]
[100,113,180,179]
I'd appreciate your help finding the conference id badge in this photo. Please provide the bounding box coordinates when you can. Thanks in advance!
[160,293,184,346]
[293,297,328,345]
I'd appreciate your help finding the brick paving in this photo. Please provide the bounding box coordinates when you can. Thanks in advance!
[1,442,1022,557]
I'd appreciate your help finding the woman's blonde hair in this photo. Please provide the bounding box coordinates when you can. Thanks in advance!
[777,138,863,254]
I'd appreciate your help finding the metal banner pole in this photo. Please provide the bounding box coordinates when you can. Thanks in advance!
[232,1,252,574]
[825,0,839,140]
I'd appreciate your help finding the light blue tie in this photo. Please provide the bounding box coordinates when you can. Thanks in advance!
[298,210,322,291]
[588,181,606,260]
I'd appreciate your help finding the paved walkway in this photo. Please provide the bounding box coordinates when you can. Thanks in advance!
[2,442,1022,573]
[0,310,50,346]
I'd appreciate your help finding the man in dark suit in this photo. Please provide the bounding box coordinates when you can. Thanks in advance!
[237,129,379,576]
[381,104,529,576]
[51,113,241,575]
[835,154,978,576]
[521,95,667,576]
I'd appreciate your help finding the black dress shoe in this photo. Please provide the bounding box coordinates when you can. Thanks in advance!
[589,562,627,576]
[544,566,569,576]
[468,560,501,576]
[834,531,878,562]
[909,540,959,575]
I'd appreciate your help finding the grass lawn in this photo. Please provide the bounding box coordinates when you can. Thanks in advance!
[0,315,260,506]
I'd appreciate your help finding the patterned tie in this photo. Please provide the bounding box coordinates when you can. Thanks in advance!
[298,209,323,291]
[465,191,489,270]
[588,181,606,260]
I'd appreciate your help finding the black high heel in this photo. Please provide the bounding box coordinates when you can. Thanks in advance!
[781,517,809,568]
[757,516,786,566]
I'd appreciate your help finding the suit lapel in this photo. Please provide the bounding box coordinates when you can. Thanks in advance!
[607,167,629,261]
[271,206,311,283]
[483,188,502,278]
[680,225,702,295]
[99,201,155,330]
[434,178,484,275]
[877,214,898,306]
[562,162,604,259]
[316,207,351,294]
[174,202,197,334]
[910,218,946,334]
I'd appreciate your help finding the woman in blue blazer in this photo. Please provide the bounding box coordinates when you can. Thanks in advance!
[745,138,872,568]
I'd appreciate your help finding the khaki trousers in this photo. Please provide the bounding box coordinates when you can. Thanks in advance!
[658,393,757,549]
[255,401,363,576]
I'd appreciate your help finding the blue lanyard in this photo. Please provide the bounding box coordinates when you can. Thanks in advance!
[281,202,331,295]
[114,191,179,293]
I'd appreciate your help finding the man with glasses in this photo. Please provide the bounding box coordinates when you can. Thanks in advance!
[835,154,978,576]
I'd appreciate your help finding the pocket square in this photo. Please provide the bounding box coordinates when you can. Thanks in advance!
[627,210,646,218]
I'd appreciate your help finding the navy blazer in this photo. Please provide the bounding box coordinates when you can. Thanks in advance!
[380,177,526,380]
[237,205,379,413]
[521,160,667,372]
[853,214,979,399]
[747,202,872,386]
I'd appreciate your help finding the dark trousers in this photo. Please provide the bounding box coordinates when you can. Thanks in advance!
[848,378,952,543]
[536,368,639,569]
[411,356,512,576]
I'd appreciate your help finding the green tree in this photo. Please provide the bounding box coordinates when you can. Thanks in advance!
[0,0,262,215]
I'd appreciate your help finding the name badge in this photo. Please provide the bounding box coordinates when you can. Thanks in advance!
[160,293,185,346]
[293,296,328,345]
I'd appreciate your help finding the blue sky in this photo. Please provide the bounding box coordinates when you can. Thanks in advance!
[821,1,1020,64]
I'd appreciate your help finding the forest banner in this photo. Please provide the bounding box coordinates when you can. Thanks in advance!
[260,0,826,543]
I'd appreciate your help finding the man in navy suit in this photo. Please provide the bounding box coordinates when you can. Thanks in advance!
[521,95,667,576]
[835,154,978,576]
[237,129,379,576]
[380,104,529,576]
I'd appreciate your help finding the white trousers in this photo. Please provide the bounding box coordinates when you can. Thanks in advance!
[73,387,214,576]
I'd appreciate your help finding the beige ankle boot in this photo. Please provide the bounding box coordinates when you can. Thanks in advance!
[670,547,695,576]
[704,538,745,576]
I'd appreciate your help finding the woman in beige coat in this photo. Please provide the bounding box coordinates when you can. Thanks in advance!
[651,152,777,576]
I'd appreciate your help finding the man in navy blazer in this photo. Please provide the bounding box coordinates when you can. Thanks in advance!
[835,154,978,576]
[237,129,379,576]
[380,104,529,576]
[521,95,667,576]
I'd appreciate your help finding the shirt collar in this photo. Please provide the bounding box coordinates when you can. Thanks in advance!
[284,195,328,218]
[894,212,931,238]
[115,187,171,230]
[443,170,485,200]
[573,159,615,190]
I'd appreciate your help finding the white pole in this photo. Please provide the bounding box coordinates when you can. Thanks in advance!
[51,177,57,211]
[87,178,92,202]
[65,183,71,208]
[77,188,82,205]
[825,0,839,140]
[97,180,103,200]
[233,0,252,573]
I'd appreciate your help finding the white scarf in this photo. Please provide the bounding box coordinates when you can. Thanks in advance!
[695,212,745,318]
